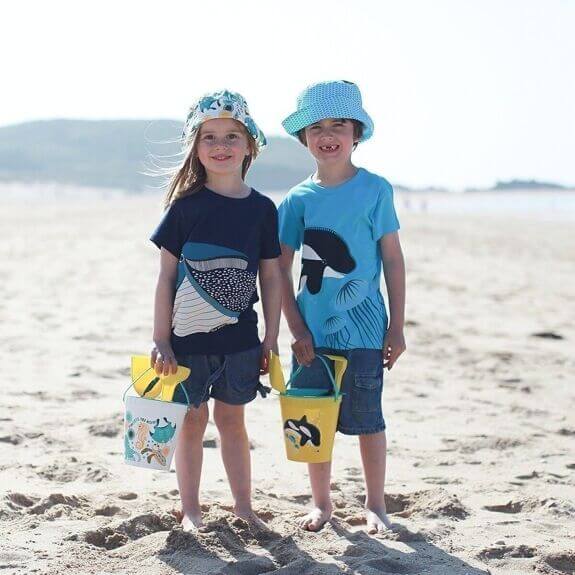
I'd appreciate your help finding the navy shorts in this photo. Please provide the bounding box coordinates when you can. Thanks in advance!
[174,345,265,408]
[290,348,385,435]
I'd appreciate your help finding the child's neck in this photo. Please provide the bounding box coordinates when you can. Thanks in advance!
[313,161,358,188]
[205,172,251,198]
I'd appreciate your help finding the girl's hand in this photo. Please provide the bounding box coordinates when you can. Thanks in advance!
[382,326,406,370]
[291,328,315,368]
[260,337,279,375]
[150,341,178,376]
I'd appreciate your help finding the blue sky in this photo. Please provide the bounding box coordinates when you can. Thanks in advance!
[2,0,574,188]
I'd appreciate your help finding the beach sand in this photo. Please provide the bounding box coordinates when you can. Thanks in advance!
[1,190,574,575]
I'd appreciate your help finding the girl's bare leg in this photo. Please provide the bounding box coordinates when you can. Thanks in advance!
[175,403,209,531]
[213,400,265,526]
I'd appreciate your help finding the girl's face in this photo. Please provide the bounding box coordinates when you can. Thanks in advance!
[304,118,357,165]
[196,118,251,176]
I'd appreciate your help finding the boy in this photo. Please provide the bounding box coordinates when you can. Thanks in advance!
[278,80,406,533]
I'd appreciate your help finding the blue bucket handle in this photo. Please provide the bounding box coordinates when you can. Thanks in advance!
[285,355,341,401]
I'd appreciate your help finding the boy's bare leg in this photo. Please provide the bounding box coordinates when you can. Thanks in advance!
[214,400,266,528]
[360,431,392,533]
[299,461,333,531]
[175,403,209,531]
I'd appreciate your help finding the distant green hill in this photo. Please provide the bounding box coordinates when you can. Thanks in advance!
[0,119,315,191]
[492,179,567,190]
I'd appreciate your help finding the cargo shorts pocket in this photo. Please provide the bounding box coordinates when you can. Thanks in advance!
[352,374,383,414]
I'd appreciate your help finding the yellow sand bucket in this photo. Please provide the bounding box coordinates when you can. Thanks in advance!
[269,352,348,463]
[123,357,191,471]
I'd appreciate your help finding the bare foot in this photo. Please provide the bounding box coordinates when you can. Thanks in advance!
[181,511,204,532]
[234,506,268,530]
[365,507,392,534]
[299,506,332,532]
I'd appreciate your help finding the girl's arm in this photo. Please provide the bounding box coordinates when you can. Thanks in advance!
[379,232,406,369]
[278,244,315,367]
[151,247,179,375]
[258,257,282,374]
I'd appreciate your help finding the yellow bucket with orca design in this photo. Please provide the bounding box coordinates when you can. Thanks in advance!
[269,352,347,463]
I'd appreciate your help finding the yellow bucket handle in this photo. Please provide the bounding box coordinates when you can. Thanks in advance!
[123,366,191,405]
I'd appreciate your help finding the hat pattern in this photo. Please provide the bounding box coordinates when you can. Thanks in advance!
[282,80,374,142]
[182,90,266,150]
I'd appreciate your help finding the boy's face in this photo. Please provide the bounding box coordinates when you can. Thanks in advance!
[303,118,357,165]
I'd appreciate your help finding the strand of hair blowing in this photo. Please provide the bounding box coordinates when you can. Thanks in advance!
[163,135,205,209]
[163,128,257,210]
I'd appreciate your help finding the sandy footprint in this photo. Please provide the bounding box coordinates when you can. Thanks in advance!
[478,543,537,560]
[384,489,469,520]
[537,550,575,574]
[82,512,176,550]
[484,497,575,517]
[22,493,92,521]
[87,413,123,438]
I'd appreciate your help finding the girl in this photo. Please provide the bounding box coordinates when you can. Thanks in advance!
[149,90,282,531]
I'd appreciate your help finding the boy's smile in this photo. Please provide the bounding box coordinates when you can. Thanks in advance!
[304,119,356,164]
[318,144,340,153]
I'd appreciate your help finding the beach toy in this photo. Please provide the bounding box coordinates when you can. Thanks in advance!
[123,358,191,471]
[271,352,347,463]
[130,355,190,401]
[269,351,287,393]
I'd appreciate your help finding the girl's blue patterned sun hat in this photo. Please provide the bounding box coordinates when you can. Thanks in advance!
[282,80,374,142]
[182,89,266,151]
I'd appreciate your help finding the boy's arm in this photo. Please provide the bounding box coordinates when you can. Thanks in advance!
[379,232,406,369]
[258,257,282,374]
[151,247,179,375]
[278,243,315,366]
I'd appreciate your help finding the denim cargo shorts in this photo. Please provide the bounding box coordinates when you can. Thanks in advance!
[174,345,265,408]
[290,347,385,435]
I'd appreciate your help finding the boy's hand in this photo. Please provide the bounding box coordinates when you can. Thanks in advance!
[291,328,315,367]
[260,337,279,375]
[150,341,178,376]
[382,326,406,370]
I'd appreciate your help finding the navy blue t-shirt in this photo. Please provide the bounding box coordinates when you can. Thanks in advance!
[150,187,280,355]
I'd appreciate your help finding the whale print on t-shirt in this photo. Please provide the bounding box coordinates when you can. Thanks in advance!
[173,242,256,337]
[298,228,356,295]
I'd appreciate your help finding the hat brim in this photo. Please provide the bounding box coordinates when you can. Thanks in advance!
[282,103,374,142]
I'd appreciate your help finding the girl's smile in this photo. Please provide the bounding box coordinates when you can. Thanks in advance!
[197,118,250,173]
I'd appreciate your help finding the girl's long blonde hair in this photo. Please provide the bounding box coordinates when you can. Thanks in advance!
[163,122,259,209]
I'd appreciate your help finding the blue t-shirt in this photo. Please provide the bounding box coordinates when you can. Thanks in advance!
[151,187,280,355]
[278,168,400,350]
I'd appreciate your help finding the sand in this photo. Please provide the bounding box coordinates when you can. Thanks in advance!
[1,189,574,575]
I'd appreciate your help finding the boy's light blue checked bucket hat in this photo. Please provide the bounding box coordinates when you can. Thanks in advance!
[282,80,374,142]
[182,89,266,151]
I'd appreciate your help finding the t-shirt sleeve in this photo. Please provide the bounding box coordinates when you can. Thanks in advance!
[371,182,400,241]
[150,202,185,258]
[260,199,281,259]
[278,193,304,250]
